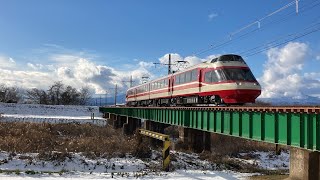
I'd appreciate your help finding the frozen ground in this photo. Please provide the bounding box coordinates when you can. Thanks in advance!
[0,103,289,179]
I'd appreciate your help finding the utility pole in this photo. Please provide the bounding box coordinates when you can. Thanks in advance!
[153,53,188,74]
[105,91,108,106]
[168,54,171,75]
[122,75,135,88]
[154,53,173,75]
[108,84,118,106]
[114,84,117,106]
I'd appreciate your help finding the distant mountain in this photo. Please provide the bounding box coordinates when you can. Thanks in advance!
[89,93,126,106]
[257,96,320,106]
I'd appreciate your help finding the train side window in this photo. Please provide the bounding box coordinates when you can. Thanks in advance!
[205,71,212,82]
[175,75,180,85]
[185,71,191,82]
[191,69,197,81]
[180,73,185,84]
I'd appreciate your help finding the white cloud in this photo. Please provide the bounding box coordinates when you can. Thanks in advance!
[27,63,44,70]
[0,53,152,94]
[259,42,320,98]
[208,13,218,21]
[316,55,320,60]
[0,55,16,69]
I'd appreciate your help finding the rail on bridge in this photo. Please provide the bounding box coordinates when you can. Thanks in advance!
[100,106,320,180]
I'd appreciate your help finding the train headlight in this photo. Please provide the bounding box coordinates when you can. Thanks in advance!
[236,82,242,85]
[253,82,260,86]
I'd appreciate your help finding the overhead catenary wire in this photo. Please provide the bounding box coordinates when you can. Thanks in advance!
[192,0,320,57]
[242,21,320,57]
[193,0,299,56]
[239,17,320,56]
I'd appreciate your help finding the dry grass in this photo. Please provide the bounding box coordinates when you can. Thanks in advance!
[0,122,146,158]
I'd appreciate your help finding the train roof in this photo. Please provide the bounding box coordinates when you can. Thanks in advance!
[204,54,246,64]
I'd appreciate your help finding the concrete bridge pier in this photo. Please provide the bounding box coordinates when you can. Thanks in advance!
[108,113,117,126]
[123,117,141,135]
[178,127,211,153]
[107,114,127,129]
[102,112,110,119]
[289,148,320,180]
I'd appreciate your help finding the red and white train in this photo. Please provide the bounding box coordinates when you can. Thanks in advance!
[126,54,261,106]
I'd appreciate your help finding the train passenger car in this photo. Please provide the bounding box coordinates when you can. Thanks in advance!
[126,54,261,106]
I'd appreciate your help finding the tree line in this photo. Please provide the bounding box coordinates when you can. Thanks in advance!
[0,82,92,105]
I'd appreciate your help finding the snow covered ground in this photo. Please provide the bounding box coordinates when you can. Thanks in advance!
[0,103,106,126]
[0,150,253,180]
[0,103,289,179]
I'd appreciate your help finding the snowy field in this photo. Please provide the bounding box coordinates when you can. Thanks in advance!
[0,103,289,179]
[0,103,106,126]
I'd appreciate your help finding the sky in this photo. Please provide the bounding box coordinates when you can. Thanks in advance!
[1,0,320,99]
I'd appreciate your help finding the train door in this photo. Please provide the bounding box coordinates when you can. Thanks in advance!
[168,76,173,97]
[134,88,137,102]
[148,84,151,101]
[199,69,202,92]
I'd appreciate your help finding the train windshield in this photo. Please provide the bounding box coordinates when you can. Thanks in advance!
[223,68,256,81]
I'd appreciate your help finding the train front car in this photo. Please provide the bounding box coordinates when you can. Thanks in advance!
[201,54,261,105]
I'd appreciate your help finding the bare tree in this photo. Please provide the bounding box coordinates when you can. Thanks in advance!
[48,81,64,105]
[25,83,92,105]
[0,84,21,103]
[61,86,80,105]
[79,86,92,105]
[26,88,49,104]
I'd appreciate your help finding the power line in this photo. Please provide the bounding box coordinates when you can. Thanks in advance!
[244,24,320,57]
[240,18,320,57]
[192,0,320,57]
[193,0,300,56]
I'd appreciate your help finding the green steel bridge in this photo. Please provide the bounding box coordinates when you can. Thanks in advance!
[99,106,320,151]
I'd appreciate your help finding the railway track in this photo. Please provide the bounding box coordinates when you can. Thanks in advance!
[109,106,320,113]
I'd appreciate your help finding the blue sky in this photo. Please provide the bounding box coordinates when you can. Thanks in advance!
[1,0,320,99]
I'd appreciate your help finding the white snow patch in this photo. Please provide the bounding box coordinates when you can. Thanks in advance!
[236,151,289,170]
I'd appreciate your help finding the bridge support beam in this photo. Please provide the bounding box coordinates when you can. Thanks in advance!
[289,148,320,180]
[123,117,141,135]
[178,127,211,153]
